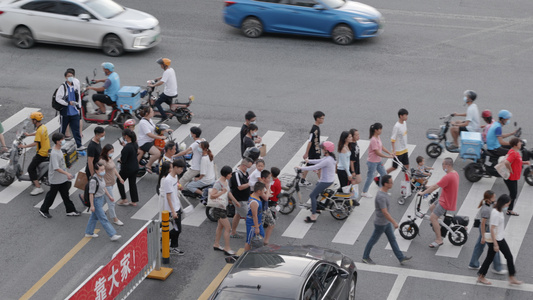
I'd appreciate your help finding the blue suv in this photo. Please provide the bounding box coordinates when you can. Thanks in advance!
[223,0,382,45]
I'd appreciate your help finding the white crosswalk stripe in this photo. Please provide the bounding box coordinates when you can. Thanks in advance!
[1,107,40,133]
[505,183,533,263]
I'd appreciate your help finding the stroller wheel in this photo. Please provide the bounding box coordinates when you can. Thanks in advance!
[398,197,405,205]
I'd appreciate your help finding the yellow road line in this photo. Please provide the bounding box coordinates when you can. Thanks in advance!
[198,248,245,300]
[20,229,100,300]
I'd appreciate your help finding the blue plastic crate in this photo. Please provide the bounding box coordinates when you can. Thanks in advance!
[460,131,482,160]
[117,86,142,112]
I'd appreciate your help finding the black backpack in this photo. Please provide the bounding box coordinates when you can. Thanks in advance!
[52,84,67,111]
[81,176,99,211]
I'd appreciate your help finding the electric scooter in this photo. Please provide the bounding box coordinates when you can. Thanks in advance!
[425,114,460,158]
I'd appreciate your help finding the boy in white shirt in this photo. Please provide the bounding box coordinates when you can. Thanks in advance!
[163,160,186,255]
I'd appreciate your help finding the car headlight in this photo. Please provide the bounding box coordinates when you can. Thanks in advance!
[127,27,146,34]
[353,17,374,24]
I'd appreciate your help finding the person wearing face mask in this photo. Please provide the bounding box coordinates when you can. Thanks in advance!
[86,62,120,115]
[240,111,258,156]
[137,106,168,174]
[63,68,84,141]
[485,110,518,157]
[99,144,125,225]
[450,90,480,149]
[116,129,140,206]
[84,162,122,241]
[242,124,262,158]
[55,69,85,151]
[418,157,459,248]
[39,133,81,218]
[85,126,105,179]
[174,126,205,187]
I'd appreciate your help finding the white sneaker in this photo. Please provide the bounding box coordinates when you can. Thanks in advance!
[492,268,508,275]
[170,247,185,255]
[361,192,373,198]
[30,187,44,196]
[85,233,98,238]
[114,220,124,226]
[110,235,122,241]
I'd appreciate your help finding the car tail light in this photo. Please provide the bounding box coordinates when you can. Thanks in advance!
[225,1,236,7]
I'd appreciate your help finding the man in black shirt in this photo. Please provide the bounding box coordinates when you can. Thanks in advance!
[229,157,254,238]
[240,111,256,156]
[85,126,105,178]
[301,111,325,186]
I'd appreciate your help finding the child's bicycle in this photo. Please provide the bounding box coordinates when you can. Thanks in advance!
[395,157,432,205]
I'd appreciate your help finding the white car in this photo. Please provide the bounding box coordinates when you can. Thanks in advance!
[0,0,161,56]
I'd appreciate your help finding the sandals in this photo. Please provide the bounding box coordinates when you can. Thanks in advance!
[213,246,224,252]
[507,211,519,216]
[429,241,443,248]
[304,216,316,223]
[477,278,492,285]
[116,200,130,206]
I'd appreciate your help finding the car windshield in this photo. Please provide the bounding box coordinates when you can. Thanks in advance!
[320,0,345,9]
[84,0,124,19]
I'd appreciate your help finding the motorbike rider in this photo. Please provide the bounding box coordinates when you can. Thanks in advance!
[148,58,178,123]
[86,62,120,115]
[450,90,480,148]
[486,110,518,157]
[137,106,170,174]
[18,112,51,196]
[480,110,493,143]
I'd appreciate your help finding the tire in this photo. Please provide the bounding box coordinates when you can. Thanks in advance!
[277,193,295,215]
[12,26,35,49]
[177,111,192,124]
[329,200,350,220]
[331,24,354,45]
[448,226,468,246]
[0,169,15,186]
[241,17,263,38]
[102,34,124,57]
[464,163,483,183]
[399,221,418,240]
[348,276,356,300]
[426,142,442,158]
[206,207,217,222]
[524,166,533,186]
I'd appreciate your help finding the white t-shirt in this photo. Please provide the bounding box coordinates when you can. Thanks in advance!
[162,173,181,212]
[137,118,155,146]
[199,156,216,185]
[490,208,505,241]
[161,68,178,97]
[248,169,261,189]
[391,121,408,155]
[466,103,480,132]
[190,140,204,170]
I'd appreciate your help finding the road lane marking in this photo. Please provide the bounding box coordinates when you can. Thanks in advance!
[19,229,100,300]
[387,274,407,300]
[505,183,533,263]
[198,248,245,300]
[1,107,40,133]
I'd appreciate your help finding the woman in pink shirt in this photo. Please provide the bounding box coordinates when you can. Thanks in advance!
[362,123,393,198]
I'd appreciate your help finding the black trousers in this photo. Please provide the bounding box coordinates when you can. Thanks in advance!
[28,154,49,182]
[504,179,518,211]
[337,169,349,189]
[117,170,139,203]
[40,181,76,213]
[170,210,182,248]
[479,238,516,276]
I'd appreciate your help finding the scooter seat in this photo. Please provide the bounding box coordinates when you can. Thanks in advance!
[334,192,352,198]
[453,215,469,226]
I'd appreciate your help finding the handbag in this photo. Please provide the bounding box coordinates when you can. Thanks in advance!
[484,232,493,243]
[250,234,264,249]
[342,184,359,199]
[206,188,228,209]
[74,171,88,190]
[400,173,412,198]
[494,155,510,180]
[473,208,481,228]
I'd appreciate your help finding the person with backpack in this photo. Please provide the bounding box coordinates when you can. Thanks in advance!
[84,162,121,241]
[54,69,85,151]
[39,133,81,218]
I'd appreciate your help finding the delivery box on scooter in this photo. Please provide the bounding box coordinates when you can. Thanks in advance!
[460,131,482,161]
[117,86,142,113]
[61,140,78,168]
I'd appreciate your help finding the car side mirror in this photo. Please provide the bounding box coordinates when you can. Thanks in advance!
[313,4,325,10]
[79,14,91,21]
[337,268,350,279]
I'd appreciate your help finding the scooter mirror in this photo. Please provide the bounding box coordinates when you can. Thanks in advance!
[514,122,517,127]
[93,68,97,77]
[85,76,89,84]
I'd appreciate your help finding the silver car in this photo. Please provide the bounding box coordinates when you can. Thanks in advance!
[0,0,161,56]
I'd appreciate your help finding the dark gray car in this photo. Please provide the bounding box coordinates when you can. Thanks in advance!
[210,244,357,300]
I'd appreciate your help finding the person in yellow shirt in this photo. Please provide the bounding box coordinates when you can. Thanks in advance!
[18,112,50,195]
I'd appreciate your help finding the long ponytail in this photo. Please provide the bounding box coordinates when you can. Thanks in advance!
[156,161,171,195]
[477,190,495,208]
[369,123,383,139]
[201,141,214,161]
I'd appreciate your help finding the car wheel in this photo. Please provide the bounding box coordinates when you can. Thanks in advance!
[12,26,35,49]
[102,34,124,57]
[332,24,354,45]
[241,17,263,38]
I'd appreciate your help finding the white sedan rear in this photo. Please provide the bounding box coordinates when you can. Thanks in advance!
[0,0,161,56]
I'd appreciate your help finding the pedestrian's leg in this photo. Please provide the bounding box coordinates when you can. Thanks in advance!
[478,242,496,277]
[231,213,240,236]
[146,146,161,170]
[154,96,168,121]
[504,180,518,213]
[104,186,117,220]
[28,155,45,188]
[468,230,485,268]
[376,163,387,187]
[214,219,224,247]
[128,172,139,203]
[498,239,516,276]
[117,171,128,201]
[493,252,503,272]
[174,211,182,248]
[59,181,77,213]
[363,224,385,260]
[363,161,378,193]
[71,114,82,148]
[85,208,98,235]
[93,196,117,237]
[221,218,232,251]
[430,212,442,244]
[40,184,60,213]
[60,115,68,134]
[384,223,405,260]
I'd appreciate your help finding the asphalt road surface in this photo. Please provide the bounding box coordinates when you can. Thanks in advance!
[1,0,533,299]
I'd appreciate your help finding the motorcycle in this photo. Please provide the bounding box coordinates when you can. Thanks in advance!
[80,69,140,130]
[134,79,193,124]
[425,114,460,158]
[0,122,78,186]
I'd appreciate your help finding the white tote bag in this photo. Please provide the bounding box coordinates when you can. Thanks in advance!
[400,173,411,198]
[206,188,228,209]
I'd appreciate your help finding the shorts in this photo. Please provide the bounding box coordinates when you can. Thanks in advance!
[392,152,409,169]
[246,222,265,244]
[235,201,248,217]
[92,93,115,106]
[432,202,446,217]
[459,126,468,132]
[140,142,154,153]
[263,208,276,226]
[213,207,227,221]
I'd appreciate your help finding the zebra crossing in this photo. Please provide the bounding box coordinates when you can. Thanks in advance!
[1,108,533,262]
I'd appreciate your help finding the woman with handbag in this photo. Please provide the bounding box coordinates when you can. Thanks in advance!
[245,182,267,251]
[211,165,240,256]
[502,138,530,216]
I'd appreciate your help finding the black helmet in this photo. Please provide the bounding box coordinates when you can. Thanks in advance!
[155,123,170,135]
[243,147,260,162]
[464,90,477,101]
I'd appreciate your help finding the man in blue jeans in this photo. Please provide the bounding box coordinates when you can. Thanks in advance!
[362,175,412,265]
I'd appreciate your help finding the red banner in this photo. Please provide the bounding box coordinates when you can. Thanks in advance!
[68,229,149,300]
